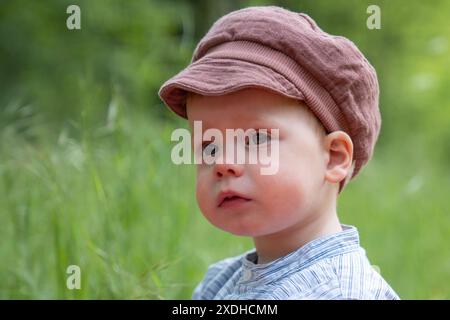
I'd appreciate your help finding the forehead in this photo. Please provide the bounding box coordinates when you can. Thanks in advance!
[186,88,312,126]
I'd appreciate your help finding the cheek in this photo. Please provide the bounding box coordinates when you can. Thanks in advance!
[255,149,323,212]
[280,140,325,183]
[260,173,305,213]
[195,169,215,215]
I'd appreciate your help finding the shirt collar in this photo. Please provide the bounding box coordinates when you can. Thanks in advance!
[239,224,361,285]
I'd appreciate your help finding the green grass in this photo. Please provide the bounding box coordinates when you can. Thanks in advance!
[1,0,449,300]
[0,107,449,299]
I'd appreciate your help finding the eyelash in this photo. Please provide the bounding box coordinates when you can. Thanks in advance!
[201,130,272,151]
[247,130,271,145]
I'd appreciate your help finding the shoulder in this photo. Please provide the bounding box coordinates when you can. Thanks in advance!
[280,249,399,300]
[328,248,400,300]
[192,252,247,300]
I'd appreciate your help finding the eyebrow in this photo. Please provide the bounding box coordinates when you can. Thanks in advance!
[195,117,282,131]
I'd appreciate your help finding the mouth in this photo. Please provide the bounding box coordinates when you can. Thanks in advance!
[217,191,251,208]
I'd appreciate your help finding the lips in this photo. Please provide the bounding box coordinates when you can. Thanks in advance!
[217,190,251,208]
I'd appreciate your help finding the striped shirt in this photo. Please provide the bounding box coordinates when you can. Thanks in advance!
[192,225,399,300]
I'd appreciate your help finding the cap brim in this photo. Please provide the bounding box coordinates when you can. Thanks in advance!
[158,56,305,119]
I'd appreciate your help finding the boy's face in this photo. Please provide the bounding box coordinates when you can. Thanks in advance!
[186,88,329,237]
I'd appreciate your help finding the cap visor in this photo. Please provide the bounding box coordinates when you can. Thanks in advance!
[158,56,304,118]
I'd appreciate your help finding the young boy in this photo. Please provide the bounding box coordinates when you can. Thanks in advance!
[158,6,399,299]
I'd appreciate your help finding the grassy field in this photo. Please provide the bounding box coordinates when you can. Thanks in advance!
[1,103,449,299]
[0,0,449,300]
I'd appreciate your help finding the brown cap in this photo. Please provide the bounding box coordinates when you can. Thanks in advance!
[158,6,381,193]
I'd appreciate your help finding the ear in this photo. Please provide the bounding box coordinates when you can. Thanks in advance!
[323,131,354,184]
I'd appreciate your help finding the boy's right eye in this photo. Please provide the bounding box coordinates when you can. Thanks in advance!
[202,142,218,157]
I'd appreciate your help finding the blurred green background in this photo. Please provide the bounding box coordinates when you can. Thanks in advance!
[1,0,449,299]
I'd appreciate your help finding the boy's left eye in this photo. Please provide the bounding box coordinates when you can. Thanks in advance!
[247,130,271,145]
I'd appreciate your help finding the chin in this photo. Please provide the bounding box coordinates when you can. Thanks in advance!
[226,229,257,237]
[220,224,274,237]
[211,222,254,237]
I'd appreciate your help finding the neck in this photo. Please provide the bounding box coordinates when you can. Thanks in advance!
[252,206,342,265]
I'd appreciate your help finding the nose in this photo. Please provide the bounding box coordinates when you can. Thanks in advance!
[214,161,244,178]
